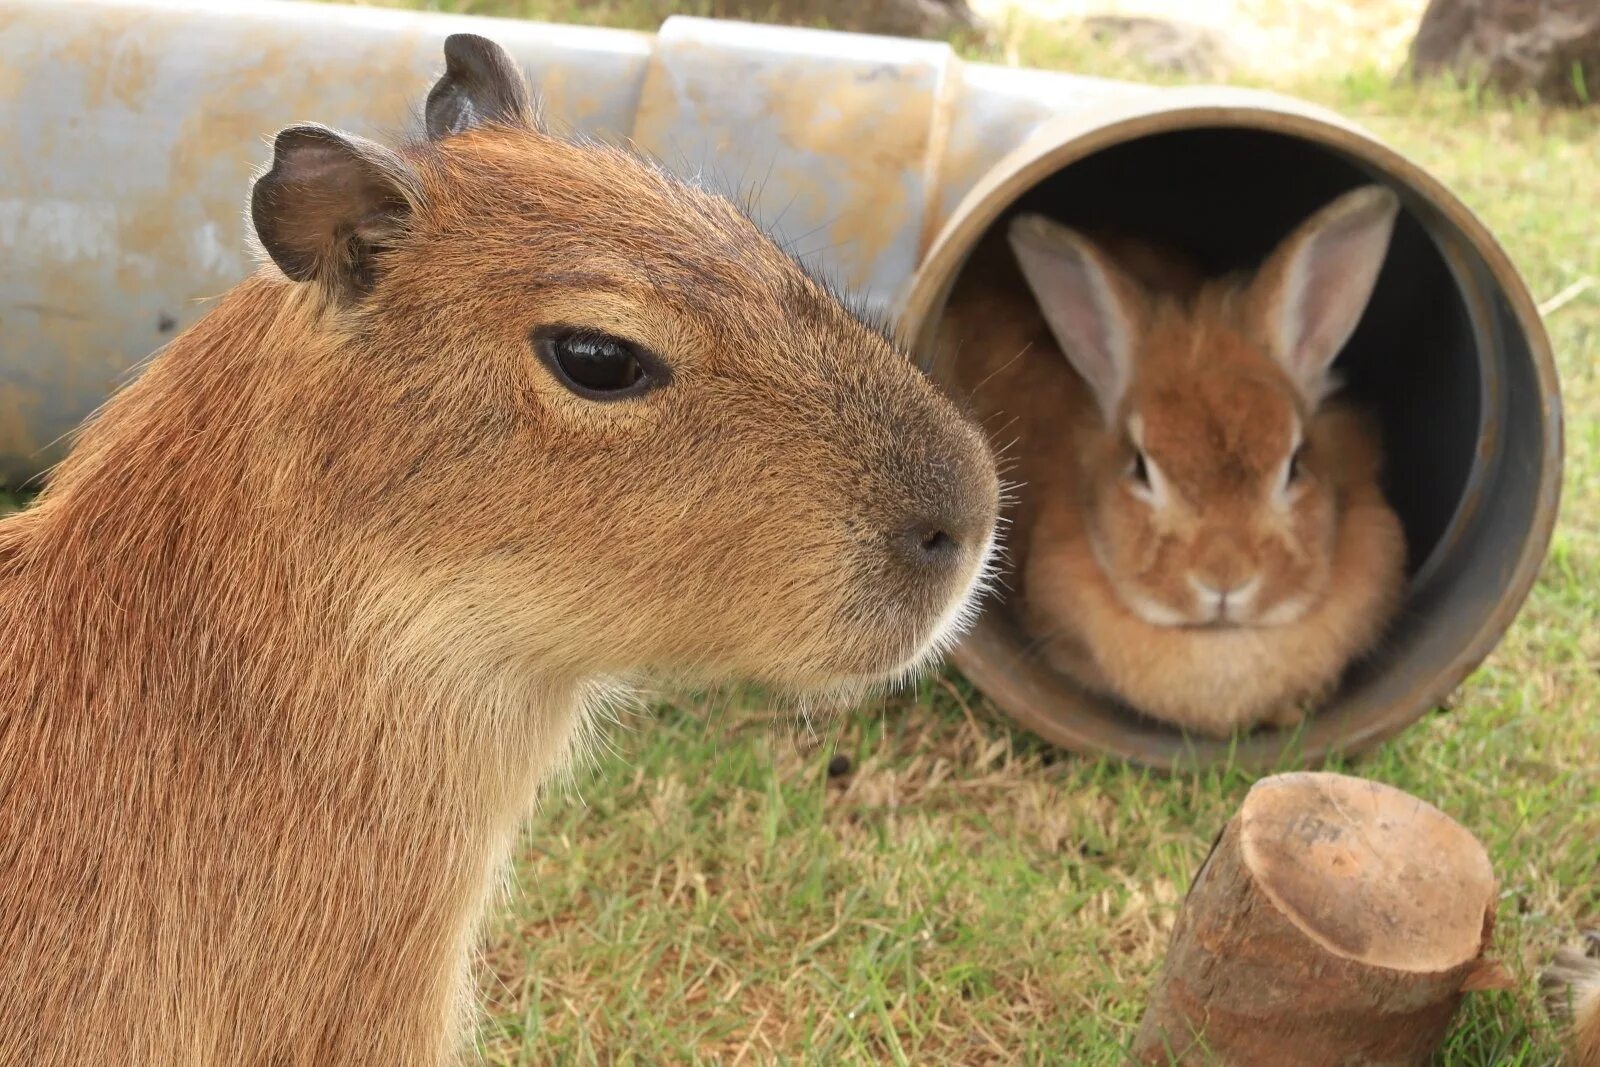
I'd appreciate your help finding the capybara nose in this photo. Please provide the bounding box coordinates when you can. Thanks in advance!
[882,415,1000,581]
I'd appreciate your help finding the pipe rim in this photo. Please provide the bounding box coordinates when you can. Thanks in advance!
[904,86,1562,771]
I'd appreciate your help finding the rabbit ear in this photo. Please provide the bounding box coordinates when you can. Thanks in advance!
[1250,186,1399,405]
[1007,215,1144,422]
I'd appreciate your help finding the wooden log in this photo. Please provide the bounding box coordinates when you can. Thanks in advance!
[1134,772,1509,1066]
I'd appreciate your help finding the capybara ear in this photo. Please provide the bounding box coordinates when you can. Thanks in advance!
[424,33,535,139]
[1248,185,1400,405]
[1007,214,1147,423]
[249,123,421,299]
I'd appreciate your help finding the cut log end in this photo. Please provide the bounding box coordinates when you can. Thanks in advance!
[1239,772,1496,974]
[1135,772,1502,1066]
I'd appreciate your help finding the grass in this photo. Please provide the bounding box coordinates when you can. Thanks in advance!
[21,2,1600,1062]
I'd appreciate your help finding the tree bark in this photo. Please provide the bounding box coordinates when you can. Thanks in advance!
[1410,0,1600,105]
[1134,772,1510,1066]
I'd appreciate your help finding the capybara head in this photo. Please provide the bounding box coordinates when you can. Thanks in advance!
[1008,186,1399,630]
[245,35,1000,697]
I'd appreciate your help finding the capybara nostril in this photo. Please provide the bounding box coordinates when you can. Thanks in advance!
[921,525,957,556]
[897,520,962,570]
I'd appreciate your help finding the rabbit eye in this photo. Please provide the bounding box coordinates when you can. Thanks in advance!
[1128,449,1152,489]
[534,327,666,400]
[1286,444,1307,486]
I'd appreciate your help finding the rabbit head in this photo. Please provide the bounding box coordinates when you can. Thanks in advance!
[1008,186,1400,633]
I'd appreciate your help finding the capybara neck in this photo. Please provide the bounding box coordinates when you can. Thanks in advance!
[0,278,594,1063]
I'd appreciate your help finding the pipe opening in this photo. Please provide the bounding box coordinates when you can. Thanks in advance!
[907,98,1559,769]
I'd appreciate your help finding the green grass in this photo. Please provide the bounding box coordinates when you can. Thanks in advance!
[34,3,1600,1062]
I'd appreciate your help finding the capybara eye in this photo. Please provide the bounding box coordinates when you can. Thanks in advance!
[534,327,666,400]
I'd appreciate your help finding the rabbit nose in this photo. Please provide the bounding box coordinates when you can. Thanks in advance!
[1190,574,1261,618]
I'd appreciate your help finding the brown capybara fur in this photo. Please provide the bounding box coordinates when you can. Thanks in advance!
[944,188,1405,736]
[0,35,998,1066]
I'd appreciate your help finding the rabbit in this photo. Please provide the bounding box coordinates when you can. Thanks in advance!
[0,34,999,1067]
[944,186,1406,737]
[1543,932,1600,1067]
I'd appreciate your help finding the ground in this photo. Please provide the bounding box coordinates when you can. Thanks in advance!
[9,1,1599,1062]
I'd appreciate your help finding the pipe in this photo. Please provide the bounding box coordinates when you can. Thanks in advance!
[0,0,1136,482]
[0,0,1561,769]
[902,89,1560,769]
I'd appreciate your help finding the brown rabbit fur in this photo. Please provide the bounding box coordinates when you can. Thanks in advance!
[944,187,1405,736]
[1544,932,1600,1067]
[0,36,998,1067]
